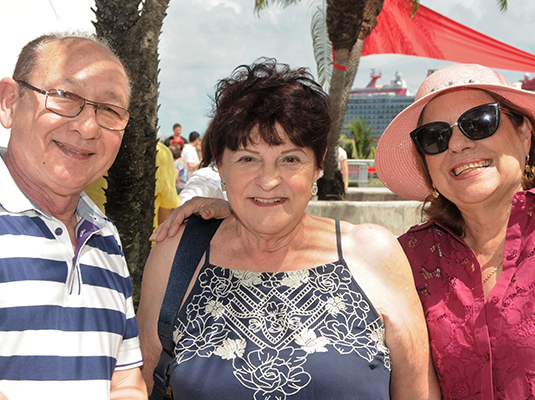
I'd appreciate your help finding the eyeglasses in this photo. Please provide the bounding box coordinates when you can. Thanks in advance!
[410,103,516,156]
[17,81,130,131]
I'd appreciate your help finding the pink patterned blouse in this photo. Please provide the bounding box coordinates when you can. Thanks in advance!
[399,189,535,400]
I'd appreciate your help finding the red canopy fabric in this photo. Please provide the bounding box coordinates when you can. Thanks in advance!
[362,0,535,72]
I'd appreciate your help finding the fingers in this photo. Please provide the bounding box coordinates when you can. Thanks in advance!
[149,197,231,242]
[149,208,186,242]
[149,222,168,242]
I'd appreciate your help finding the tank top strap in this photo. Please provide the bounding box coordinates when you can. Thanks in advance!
[205,242,211,263]
[335,219,343,260]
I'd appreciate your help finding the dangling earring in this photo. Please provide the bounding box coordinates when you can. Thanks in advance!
[220,179,226,192]
[525,155,533,178]
[311,181,318,196]
[432,184,440,199]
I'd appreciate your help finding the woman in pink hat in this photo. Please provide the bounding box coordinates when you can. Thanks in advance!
[375,63,535,400]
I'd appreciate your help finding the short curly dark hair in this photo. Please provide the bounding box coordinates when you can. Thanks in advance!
[209,58,331,169]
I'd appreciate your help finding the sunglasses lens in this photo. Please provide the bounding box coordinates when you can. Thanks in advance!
[458,105,499,140]
[412,122,452,155]
[411,104,501,156]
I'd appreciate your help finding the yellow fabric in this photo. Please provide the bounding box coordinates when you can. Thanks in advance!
[84,141,179,230]
[154,141,180,228]
[84,176,107,214]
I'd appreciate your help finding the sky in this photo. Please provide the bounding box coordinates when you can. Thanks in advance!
[1,0,535,146]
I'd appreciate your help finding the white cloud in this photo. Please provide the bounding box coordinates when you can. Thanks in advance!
[1,0,534,144]
[157,0,315,136]
[194,0,243,14]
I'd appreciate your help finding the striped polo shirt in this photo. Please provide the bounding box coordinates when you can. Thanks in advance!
[0,157,142,400]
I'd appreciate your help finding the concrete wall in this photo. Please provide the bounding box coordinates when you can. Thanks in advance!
[344,187,407,202]
[306,189,424,236]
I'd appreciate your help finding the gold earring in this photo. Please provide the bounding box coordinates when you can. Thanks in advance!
[220,180,226,191]
[525,156,532,176]
[432,184,440,199]
[311,181,318,196]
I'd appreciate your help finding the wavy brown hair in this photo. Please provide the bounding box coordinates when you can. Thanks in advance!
[208,58,331,170]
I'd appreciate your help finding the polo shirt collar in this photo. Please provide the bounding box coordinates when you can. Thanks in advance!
[0,156,38,214]
[0,156,108,230]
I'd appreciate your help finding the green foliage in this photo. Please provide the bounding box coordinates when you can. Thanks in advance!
[342,117,377,159]
[310,0,332,90]
[497,0,508,13]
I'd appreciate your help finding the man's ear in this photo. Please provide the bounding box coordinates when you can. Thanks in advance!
[0,78,18,129]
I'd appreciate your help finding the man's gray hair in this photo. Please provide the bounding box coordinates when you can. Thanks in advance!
[13,31,131,101]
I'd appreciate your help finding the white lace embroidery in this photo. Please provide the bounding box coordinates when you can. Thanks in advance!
[173,263,390,398]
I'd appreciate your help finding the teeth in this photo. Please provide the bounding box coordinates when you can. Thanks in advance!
[55,141,91,156]
[254,197,283,203]
[453,160,491,176]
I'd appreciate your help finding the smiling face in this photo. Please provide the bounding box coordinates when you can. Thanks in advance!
[1,38,129,204]
[218,125,321,237]
[422,89,532,210]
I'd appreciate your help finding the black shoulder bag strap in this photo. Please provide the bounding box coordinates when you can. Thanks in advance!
[150,214,223,400]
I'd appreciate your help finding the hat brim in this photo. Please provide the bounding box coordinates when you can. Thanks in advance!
[376,82,535,201]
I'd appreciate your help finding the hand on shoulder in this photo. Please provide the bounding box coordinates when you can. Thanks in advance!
[150,197,230,242]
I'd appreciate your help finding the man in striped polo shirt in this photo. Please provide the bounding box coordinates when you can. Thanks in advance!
[0,33,146,399]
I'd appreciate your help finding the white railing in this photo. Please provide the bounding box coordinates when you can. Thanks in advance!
[347,159,376,187]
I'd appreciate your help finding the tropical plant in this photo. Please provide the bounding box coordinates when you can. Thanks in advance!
[340,134,358,160]
[256,0,386,199]
[342,117,377,159]
[497,0,508,12]
[93,0,170,305]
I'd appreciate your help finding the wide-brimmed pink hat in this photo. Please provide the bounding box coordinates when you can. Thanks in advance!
[375,63,535,201]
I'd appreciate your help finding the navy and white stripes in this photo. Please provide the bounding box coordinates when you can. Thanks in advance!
[0,159,142,400]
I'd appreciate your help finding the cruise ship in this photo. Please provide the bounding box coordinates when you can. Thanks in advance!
[343,70,415,138]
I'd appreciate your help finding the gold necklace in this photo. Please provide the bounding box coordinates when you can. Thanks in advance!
[482,261,503,284]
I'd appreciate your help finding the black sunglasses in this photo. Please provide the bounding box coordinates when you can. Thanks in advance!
[410,103,518,156]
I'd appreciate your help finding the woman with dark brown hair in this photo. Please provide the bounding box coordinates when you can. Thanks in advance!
[138,59,438,399]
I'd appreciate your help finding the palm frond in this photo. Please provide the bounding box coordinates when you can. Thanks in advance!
[254,0,302,15]
[410,0,420,17]
[343,118,377,159]
[497,0,508,12]
[340,134,358,159]
[310,0,332,90]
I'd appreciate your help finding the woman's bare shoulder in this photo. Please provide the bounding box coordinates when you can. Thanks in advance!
[341,221,401,252]
[338,221,413,290]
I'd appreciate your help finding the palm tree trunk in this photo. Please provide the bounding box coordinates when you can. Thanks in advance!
[93,0,170,306]
[318,0,383,199]
[318,47,349,200]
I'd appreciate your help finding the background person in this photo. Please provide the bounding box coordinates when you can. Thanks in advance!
[137,59,439,399]
[181,130,201,173]
[164,122,183,147]
[0,32,145,399]
[178,125,227,205]
[375,63,535,399]
[169,144,187,193]
[338,146,349,191]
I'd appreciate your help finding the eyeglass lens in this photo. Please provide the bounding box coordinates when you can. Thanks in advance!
[45,89,129,131]
[411,103,500,155]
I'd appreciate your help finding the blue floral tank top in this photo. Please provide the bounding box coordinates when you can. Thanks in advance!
[169,220,391,399]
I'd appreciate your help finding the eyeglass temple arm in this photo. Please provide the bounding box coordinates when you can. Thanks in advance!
[16,81,48,96]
